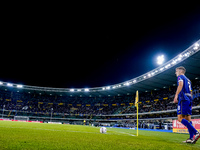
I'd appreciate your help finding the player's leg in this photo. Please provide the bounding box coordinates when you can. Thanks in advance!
[177,103,193,143]
[185,115,193,128]
[184,115,194,141]
[185,115,191,122]
[178,101,197,143]
[179,101,199,144]
[186,101,192,123]
[180,115,196,143]
[178,114,192,143]
[177,101,185,123]
[185,115,194,138]
[177,114,184,122]
[186,102,200,144]
[188,104,200,144]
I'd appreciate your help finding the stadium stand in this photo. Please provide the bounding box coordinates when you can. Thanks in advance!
[0,79,199,116]
[0,40,200,127]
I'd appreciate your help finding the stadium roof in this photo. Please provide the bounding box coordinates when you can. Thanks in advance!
[0,40,200,97]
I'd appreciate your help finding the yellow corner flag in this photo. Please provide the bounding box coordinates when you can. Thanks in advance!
[135,90,139,136]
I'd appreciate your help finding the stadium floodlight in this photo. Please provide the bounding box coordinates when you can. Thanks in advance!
[70,89,74,92]
[102,87,105,90]
[184,52,189,57]
[0,81,3,85]
[171,60,177,65]
[160,67,164,71]
[84,88,89,92]
[193,43,199,50]
[112,86,116,89]
[178,55,182,61]
[7,83,13,87]
[157,55,164,65]
[124,82,130,86]
[165,64,171,69]
[77,89,81,92]
[17,85,23,88]
[106,86,110,90]
[194,43,199,47]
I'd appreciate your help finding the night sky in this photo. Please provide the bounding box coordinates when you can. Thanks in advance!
[1,5,200,88]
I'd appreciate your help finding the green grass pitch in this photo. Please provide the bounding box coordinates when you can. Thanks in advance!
[0,121,200,150]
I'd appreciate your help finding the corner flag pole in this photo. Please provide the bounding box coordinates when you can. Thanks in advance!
[135,90,139,136]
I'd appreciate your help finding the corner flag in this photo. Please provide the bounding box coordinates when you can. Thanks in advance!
[135,90,139,136]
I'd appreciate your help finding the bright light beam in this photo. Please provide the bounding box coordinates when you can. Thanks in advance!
[157,55,164,65]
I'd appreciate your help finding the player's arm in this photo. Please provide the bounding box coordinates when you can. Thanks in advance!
[174,81,183,103]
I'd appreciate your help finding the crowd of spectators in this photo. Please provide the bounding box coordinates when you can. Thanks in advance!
[0,79,199,116]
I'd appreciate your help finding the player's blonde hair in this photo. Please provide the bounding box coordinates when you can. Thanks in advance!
[176,66,186,74]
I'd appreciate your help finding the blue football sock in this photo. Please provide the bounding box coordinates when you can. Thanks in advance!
[189,121,194,139]
[181,119,198,138]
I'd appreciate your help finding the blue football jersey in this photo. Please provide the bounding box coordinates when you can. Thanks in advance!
[177,75,192,103]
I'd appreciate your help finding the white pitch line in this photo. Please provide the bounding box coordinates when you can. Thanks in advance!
[110,130,135,136]
[0,126,135,136]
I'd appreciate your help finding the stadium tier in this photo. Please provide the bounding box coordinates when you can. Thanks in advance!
[0,40,200,127]
[0,81,199,114]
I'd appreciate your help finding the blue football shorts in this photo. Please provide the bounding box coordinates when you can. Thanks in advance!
[177,100,192,116]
